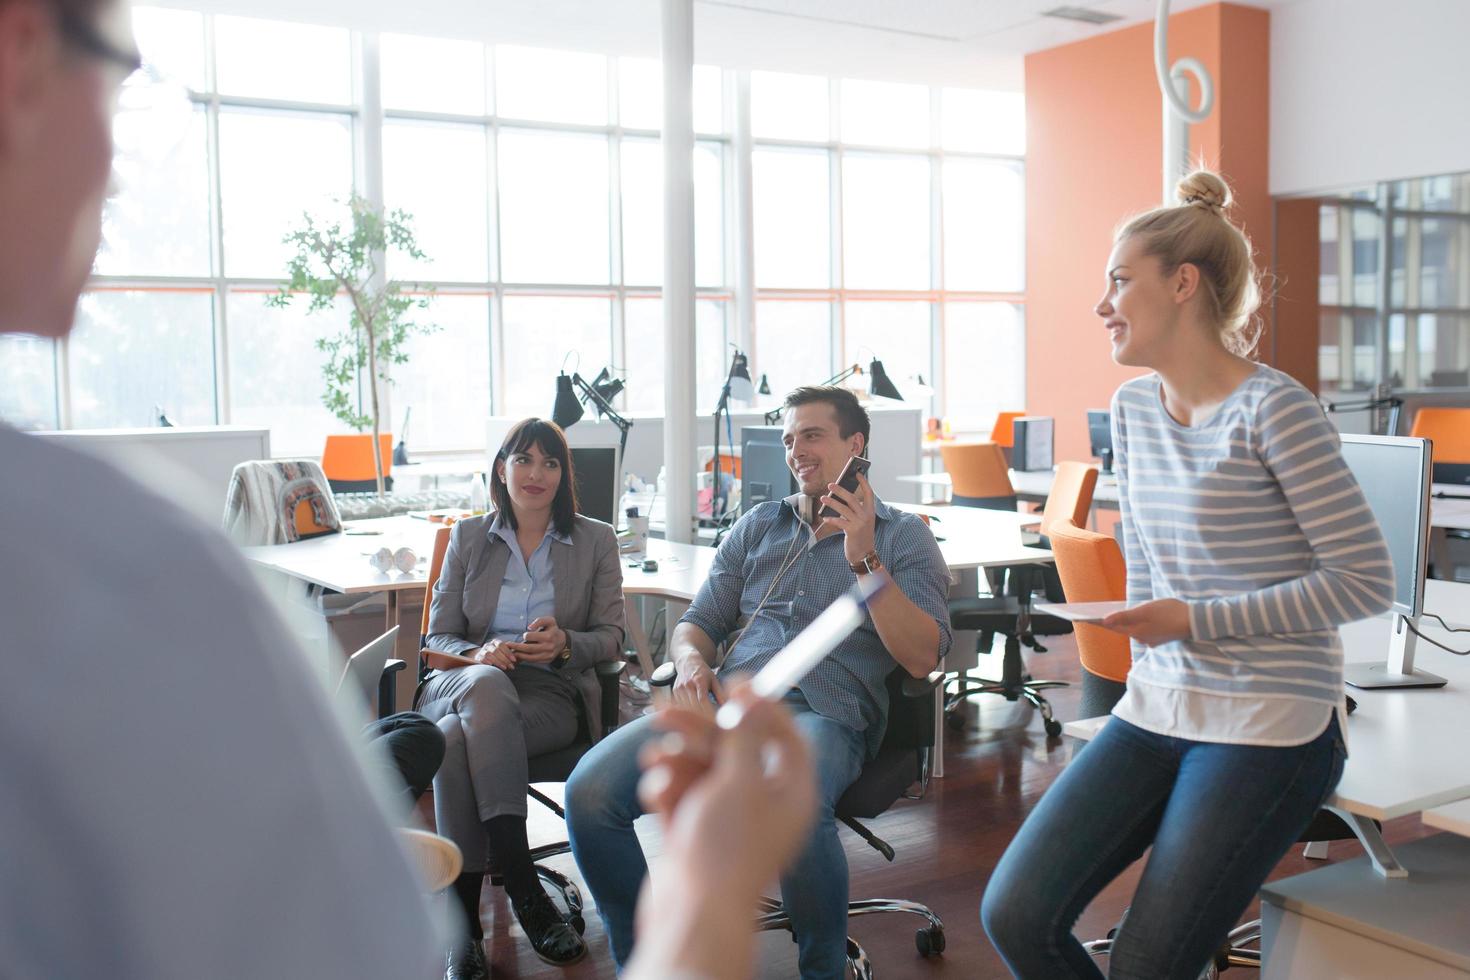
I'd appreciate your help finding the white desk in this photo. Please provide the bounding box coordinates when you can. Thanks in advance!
[1064,579,1470,878]
[1254,582,1470,977]
[1424,799,1470,839]
[241,517,716,708]
[1260,833,1470,978]
[1431,484,1470,532]
[239,515,435,608]
[898,468,1121,509]
[240,516,438,706]
[619,539,718,681]
[894,502,1052,573]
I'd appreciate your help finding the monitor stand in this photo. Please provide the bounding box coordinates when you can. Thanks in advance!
[1345,613,1447,689]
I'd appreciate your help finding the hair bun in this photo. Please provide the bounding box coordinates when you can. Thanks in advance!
[1176,170,1230,216]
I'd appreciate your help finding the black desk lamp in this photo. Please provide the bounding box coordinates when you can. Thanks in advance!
[762,355,904,425]
[1320,386,1403,437]
[551,364,634,468]
[711,349,754,521]
[392,407,411,466]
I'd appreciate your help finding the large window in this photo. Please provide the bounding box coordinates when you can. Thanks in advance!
[1318,173,1470,392]
[749,73,1026,428]
[4,9,1027,447]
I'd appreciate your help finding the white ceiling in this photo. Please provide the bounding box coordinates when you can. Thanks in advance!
[158,0,1300,89]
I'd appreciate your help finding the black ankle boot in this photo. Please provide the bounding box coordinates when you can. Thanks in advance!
[445,937,488,980]
[512,889,587,966]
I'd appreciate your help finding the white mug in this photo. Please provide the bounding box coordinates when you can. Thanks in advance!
[628,515,650,553]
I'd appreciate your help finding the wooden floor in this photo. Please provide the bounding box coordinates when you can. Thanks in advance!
[444,637,1430,979]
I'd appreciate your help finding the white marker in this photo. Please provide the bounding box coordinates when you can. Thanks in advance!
[715,574,889,730]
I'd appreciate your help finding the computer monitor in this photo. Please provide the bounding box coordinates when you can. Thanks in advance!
[1087,410,1113,474]
[570,446,619,526]
[1434,461,1470,486]
[1340,434,1445,689]
[741,425,796,510]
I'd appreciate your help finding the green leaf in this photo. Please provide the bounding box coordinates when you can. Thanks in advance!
[273,194,446,446]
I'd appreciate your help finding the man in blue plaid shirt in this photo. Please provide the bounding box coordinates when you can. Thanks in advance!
[567,386,952,979]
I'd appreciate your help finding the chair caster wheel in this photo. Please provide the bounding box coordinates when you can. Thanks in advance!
[946,712,966,732]
[916,926,945,956]
[570,914,586,935]
[1044,718,1062,738]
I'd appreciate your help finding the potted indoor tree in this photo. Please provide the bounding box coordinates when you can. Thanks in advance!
[269,195,437,497]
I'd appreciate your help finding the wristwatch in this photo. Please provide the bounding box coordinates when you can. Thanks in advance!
[552,644,573,668]
[850,550,883,576]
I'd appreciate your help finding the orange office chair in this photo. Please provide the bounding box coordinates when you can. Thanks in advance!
[1411,407,1470,484]
[989,411,1025,448]
[945,462,1099,737]
[1040,462,1100,538]
[940,442,1016,510]
[704,453,742,479]
[322,433,395,493]
[416,525,455,681]
[1047,519,1130,718]
[416,523,624,935]
[223,458,341,545]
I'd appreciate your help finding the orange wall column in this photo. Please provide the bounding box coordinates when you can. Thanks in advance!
[1272,198,1322,392]
[1023,3,1271,461]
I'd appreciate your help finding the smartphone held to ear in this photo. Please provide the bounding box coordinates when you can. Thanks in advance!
[818,455,871,519]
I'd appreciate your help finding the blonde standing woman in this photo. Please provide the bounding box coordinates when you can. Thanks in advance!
[981,171,1395,979]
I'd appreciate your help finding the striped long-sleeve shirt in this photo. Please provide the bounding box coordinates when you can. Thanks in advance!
[1110,364,1395,746]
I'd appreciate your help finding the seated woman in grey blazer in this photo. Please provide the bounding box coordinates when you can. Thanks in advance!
[417,418,625,979]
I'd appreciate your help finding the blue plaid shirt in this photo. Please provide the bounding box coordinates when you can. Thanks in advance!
[680,493,952,757]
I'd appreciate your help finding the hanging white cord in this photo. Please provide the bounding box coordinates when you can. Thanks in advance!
[1155,0,1216,201]
[1154,0,1215,124]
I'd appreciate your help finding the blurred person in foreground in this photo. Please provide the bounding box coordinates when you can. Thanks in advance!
[624,687,818,980]
[0,1,439,975]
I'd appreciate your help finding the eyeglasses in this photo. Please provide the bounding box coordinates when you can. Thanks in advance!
[54,6,143,75]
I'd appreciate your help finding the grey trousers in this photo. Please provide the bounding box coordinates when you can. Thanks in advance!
[416,664,581,873]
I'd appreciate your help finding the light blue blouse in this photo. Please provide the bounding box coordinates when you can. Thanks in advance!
[486,515,570,669]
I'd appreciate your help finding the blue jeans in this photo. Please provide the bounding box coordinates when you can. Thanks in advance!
[981,714,1346,980]
[565,692,866,979]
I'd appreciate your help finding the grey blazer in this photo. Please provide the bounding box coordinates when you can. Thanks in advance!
[423,512,626,740]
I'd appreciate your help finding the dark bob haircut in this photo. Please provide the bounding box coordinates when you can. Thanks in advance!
[782,385,872,455]
[490,418,579,538]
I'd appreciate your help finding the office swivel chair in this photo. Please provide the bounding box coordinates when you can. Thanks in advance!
[321,433,396,494]
[651,663,947,979]
[939,441,1016,510]
[1047,519,1131,719]
[945,461,1099,737]
[1411,407,1470,483]
[223,458,341,545]
[990,410,1026,467]
[1412,407,1470,578]
[417,525,625,932]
